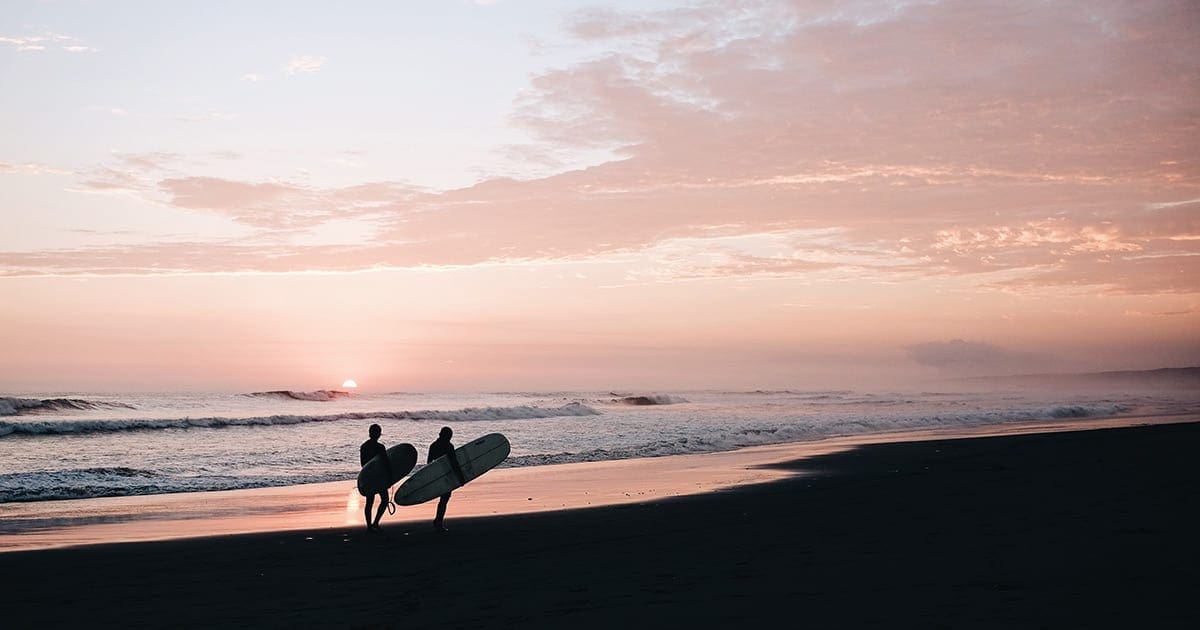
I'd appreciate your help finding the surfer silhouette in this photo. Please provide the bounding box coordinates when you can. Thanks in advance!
[429,426,466,532]
[360,424,393,531]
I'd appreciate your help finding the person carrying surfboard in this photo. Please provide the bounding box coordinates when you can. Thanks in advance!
[360,424,393,531]
[428,426,467,532]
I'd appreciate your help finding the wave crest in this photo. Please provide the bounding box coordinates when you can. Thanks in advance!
[244,390,352,401]
[611,394,689,406]
[0,403,600,438]
[0,397,135,417]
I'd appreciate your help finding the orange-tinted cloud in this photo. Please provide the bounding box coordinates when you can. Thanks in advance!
[4,0,1198,296]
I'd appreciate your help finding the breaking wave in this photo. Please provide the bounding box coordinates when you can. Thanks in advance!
[0,467,349,504]
[610,394,689,406]
[0,397,135,417]
[506,403,1135,466]
[0,403,600,438]
[0,399,1143,503]
[244,390,353,402]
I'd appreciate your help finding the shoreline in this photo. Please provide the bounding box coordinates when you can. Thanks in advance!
[1,411,1196,552]
[1,419,1196,627]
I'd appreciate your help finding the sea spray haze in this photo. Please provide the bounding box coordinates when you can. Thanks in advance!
[2,376,1196,503]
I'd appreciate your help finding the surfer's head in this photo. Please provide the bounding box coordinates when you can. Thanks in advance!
[369,423,382,439]
[439,426,453,439]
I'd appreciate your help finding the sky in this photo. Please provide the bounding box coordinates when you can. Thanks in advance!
[2,0,1198,392]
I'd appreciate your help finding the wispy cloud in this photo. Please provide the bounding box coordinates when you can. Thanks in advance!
[4,0,1199,295]
[0,160,70,176]
[1125,307,1200,317]
[0,30,97,53]
[284,54,327,75]
[1146,198,1200,211]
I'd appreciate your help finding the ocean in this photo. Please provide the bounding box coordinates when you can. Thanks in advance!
[2,384,1197,504]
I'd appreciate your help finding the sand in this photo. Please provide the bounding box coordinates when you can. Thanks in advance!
[2,419,1199,627]
[2,413,1186,551]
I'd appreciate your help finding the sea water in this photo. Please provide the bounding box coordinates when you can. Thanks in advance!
[1,385,1197,504]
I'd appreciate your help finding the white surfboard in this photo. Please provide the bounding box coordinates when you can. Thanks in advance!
[357,443,418,496]
[394,433,510,506]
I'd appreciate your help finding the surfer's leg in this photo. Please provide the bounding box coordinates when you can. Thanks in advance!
[364,494,376,528]
[434,492,451,529]
[372,491,388,527]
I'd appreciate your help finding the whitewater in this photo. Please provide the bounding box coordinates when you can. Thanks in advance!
[1,387,1196,503]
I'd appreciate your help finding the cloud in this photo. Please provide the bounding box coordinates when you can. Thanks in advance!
[75,166,154,197]
[4,0,1199,290]
[241,73,261,82]
[1125,307,1200,317]
[0,160,70,176]
[907,339,1052,374]
[155,176,420,230]
[0,240,442,277]
[564,5,711,41]
[1,31,97,53]
[1146,198,1200,211]
[115,152,181,170]
[284,55,327,75]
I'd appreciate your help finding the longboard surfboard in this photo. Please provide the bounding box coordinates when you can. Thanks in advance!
[394,433,510,506]
[357,443,418,496]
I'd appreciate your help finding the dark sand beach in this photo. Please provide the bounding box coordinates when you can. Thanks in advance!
[3,422,1198,628]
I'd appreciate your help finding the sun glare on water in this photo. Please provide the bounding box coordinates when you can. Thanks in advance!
[342,379,358,388]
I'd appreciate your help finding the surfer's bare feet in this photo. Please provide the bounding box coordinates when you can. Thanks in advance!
[433,523,448,532]
[368,524,382,532]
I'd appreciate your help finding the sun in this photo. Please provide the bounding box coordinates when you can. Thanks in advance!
[342,379,358,389]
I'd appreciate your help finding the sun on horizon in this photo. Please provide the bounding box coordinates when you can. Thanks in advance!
[341,380,357,389]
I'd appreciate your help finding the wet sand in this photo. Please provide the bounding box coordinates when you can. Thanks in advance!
[3,420,1198,628]
[2,414,1187,552]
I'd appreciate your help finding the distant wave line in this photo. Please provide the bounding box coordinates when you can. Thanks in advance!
[243,390,353,402]
[0,403,601,438]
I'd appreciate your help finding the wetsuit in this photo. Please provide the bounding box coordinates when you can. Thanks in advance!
[360,438,391,529]
[428,437,453,466]
[361,439,386,467]
[429,436,464,529]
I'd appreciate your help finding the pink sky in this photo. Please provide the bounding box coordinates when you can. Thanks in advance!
[2,1,1198,391]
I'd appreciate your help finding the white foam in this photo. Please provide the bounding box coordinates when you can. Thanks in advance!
[0,389,1165,504]
[0,403,601,437]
